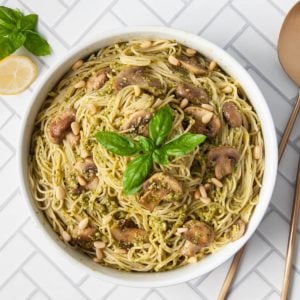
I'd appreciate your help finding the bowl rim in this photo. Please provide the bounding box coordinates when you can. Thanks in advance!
[18,26,278,287]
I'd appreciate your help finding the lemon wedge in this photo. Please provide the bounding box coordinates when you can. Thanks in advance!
[0,55,37,95]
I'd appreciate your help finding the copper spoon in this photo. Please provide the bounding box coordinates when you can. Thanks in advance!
[218,2,300,299]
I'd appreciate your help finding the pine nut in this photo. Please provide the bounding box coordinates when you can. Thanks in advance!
[74,80,85,89]
[168,55,180,66]
[186,48,197,56]
[78,217,89,230]
[62,230,71,242]
[201,103,214,111]
[94,241,106,249]
[102,215,112,225]
[93,257,101,263]
[55,186,65,200]
[140,40,152,49]
[177,227,188,234]
[71,121,80,136]
[200,197,211,205]
[77,175,87,186]
[81,149,90,159]
[96,248,103,260]
[253,145,261,160]
[204,183,211,191]
[72,59,83,70]
[88,103,97,115]
[180,98,189,109]
[209,60,217,71]
[134,85,141,97]
[188,256,197,264]
[194,189,201,199]
[223,86,232,94]
[199,185,207,198]
[201,112,213,124]
[211,177,223,188]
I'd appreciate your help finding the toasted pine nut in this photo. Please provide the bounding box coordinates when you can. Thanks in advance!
[199,185,207,198]
[88,103,97,115]
[253,145,261,160]
[102,215,112,225]
[62,230,71,242]
[96,248,103,260]
[186,48,197,56]
[204,183,212,191]
[168,55,180,66]
[55,186,65,201]
[77,175,87,186]
[194,189,201,199]
[140,40,152,49]
[72,59,83,70]
[188,256,197,264]
[134,85,141,97]
[177,227,188,234]
[71,121,80,136]
[211,177,223,188]
[209,60,217,71]
[94,241,106,249]
[223,86,232,94]
[81,149,89,159]
[201,103,214,111]
[201,112,213,124]
[180,98,189,109]
[78,217,89,230]
[74,80,85,89]
[200,197,211,205]
[93,257,101,263]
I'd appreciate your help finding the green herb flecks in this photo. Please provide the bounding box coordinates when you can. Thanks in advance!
[95,106,206,195]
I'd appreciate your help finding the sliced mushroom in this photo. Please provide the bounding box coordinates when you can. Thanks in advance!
[183,220,214,248]
[139,172,183,211]
[175,83,208,105]
[113,66,163,95]
[75,158,98,191]
[185,106,221,138]
[86,67,110,91]
[176,55,207,76]
[49,109,76,144]
[111,220,147,244]
[222,102,242,127]
[207,146,240,179]
[122,110,153,136]
[75,227,96,242]
[85,176,99,191]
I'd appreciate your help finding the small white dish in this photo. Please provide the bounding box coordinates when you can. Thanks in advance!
[18,27,278,287]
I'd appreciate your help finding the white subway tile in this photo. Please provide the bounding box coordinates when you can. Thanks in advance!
[158,283,202,300]
[79,276,114,299]
[106,286,150,300]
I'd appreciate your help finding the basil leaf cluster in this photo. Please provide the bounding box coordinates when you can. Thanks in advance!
[95,106,206,195]
[0,6,51,59]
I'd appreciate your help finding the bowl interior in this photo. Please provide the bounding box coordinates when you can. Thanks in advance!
[18,27,278,287]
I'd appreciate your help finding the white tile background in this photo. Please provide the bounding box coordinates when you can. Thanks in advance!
[0,0,300,299]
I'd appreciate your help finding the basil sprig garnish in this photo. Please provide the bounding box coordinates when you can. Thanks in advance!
[95,106,206,195]
[0,6,51,59]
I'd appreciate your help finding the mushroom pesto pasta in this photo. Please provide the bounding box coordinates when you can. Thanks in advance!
[29,39,264,272]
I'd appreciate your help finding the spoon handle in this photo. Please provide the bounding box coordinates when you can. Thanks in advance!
[218,90,300,300]
[281,157,300,300]
[278,90,300,160]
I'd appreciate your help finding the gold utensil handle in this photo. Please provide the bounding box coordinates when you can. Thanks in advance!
[218,91,300,300]
[281,158,300,300]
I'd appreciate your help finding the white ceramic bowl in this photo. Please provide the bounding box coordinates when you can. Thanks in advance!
[18,27,278,287]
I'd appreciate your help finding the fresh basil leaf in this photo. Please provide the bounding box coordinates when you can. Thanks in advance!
[149,106,173,146]
[24,30,51,56]
[137,136,154,153]
[20,14,38,31]
[0,6,23,27]
[95,132,141,156]
[162,133,206,156]
[0,34,24,59]
[152,149,169,165]
[123,154,153,195]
